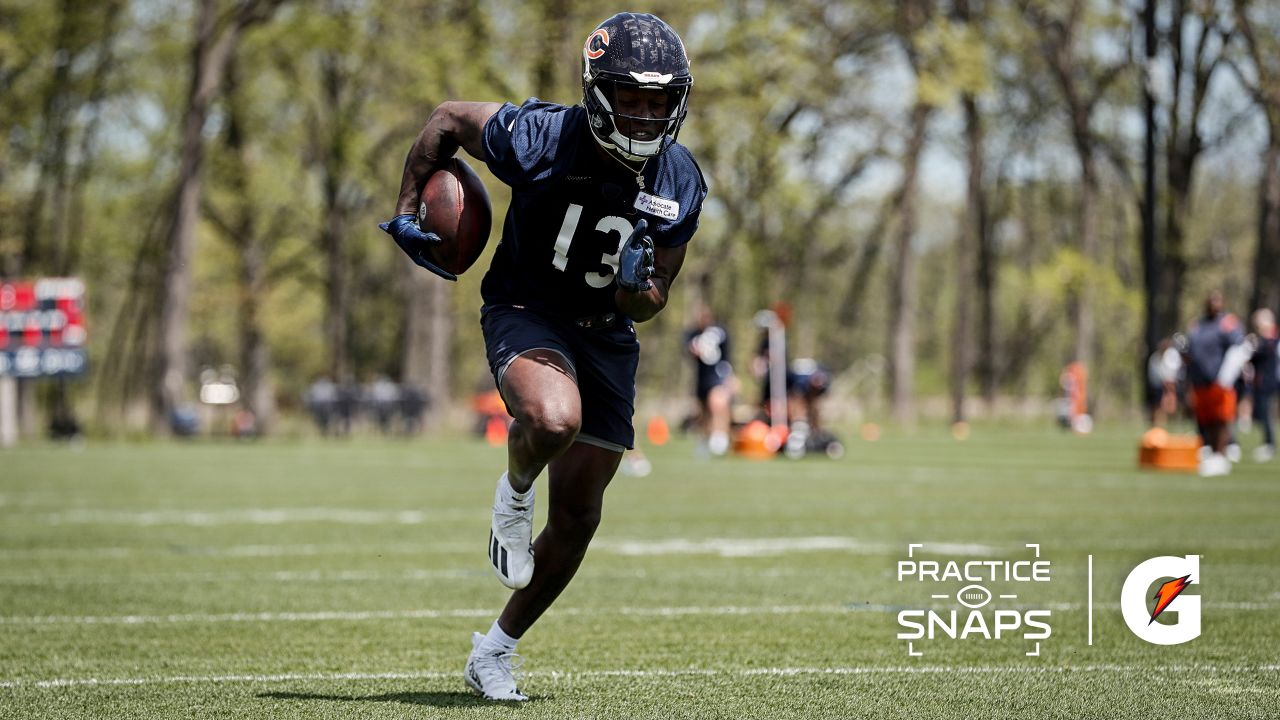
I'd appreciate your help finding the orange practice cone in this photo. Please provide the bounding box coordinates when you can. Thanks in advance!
[485,416,509,447]
[646,416,670,446]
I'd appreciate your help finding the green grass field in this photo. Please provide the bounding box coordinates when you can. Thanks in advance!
[1,427,1278,719]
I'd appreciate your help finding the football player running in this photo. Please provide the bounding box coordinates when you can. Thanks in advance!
[1186,291,1250,477]
[380,13,706,701]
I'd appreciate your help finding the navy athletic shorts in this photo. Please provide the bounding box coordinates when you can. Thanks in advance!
[480,304,640,451]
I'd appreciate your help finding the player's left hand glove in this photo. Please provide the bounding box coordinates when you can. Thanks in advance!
[617,219,655,293]
[378,214,457,282]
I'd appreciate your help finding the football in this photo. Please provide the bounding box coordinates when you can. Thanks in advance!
[417,157,492,276]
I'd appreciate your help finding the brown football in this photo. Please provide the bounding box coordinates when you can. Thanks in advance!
[417,157,492,276]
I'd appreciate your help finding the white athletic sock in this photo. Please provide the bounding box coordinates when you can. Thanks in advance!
[500,472,532,503]
[480,619,520,654]
[708,431,729,456]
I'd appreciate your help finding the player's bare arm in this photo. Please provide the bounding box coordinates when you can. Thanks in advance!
[616,242,686,323]
[381,101,501,281]
[394,101,502,216]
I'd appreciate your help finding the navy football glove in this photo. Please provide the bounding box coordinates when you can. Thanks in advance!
[378,213,456,282]
[617,219,655,293]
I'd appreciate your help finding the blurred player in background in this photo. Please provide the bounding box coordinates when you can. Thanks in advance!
[1186,291,1250,476]
[1057,361,1091,434]
[380,12,706,701]
[1146,337,1183,427]
[751,302,791,422]
[1248,308,1277,462]
[685,304,734,456]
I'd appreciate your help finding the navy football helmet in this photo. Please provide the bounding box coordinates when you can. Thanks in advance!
[581,12,692,162]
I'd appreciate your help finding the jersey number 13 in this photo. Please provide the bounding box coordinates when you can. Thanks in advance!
[551,204,634,289]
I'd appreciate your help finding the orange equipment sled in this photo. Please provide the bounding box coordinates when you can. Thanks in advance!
[1138,428,1201,472]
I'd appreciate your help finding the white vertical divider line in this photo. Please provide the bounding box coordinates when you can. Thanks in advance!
[1087,554,1094,646]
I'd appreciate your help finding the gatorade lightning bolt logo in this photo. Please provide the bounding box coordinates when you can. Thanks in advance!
[1149,574,1192,625]
[1122,555,1201,644]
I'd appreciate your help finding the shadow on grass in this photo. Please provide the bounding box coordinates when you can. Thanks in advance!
[258,690,541,708]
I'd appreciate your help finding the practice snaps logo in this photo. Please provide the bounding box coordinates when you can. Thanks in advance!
[896,543,1053,657]
[1121,554,1201,645]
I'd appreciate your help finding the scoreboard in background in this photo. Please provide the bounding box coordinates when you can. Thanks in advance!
[0,278,87,378]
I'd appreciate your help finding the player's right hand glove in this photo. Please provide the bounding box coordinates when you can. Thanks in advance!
[378,213,457,282]
[617,219,655,293]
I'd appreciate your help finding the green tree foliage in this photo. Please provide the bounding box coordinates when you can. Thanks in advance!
[1,0,1275,437]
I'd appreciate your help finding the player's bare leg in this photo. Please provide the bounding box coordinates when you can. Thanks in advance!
[706,384,732,455]
[498,441,621,636]
[467,422,621,702]
[485,350,580,590]
[466,350,588,700]
[503,350,582,493]
[1198,421,1231,477]
[1209,422,1230,455]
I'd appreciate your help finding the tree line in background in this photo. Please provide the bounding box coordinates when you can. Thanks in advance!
[1,0,1277,436]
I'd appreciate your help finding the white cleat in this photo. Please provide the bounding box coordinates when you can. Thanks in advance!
[464,632,528,701]
[489,475,534,589]
[708,431,730,457]
[1254,444,1275,463]
[1226,443,1242,463]
[1198,453,1231,477]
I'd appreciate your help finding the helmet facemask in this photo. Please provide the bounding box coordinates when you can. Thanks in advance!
[584,74,690,162]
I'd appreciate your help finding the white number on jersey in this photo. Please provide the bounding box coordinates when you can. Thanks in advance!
[552,203,633,288]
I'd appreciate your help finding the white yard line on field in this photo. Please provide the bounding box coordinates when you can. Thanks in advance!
[0,536,1000,559]
[0,566,842,585]
[0,542,477,560]
[584,537,998,557]
[0,568,492,584]
[1,664,1277,690]
[30,509,478,526]
[2,600,1274,627]
[0,605,850,626]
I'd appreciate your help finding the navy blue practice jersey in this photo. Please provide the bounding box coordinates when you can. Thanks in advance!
[1187,313,1244,386]
[686,324,731,395]
[480,99,707,318]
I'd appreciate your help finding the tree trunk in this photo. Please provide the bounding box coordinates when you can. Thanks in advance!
[1141,0,1161,392]
[150,0,285,434]
[16,0,85,438]
[1160,148,1194,334]
[315,47,361,385]
[1004,176,1041,395]
[402,264,451,426]
[888,102,930,424]
[61,1,121,277]
[151,0,219,434]
[1156,0,1224,337]
[239,236,273,432]
[975,236,996,403]
[322,211,351,383]
[833,198,891,369]
[1073,153,1098,368]
[1236,0,1280,314]
[224,58,274,433]
[951,92,984,424]
[19,0,81,277]
[15,381,36,439]
[1252,133,1280,313]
